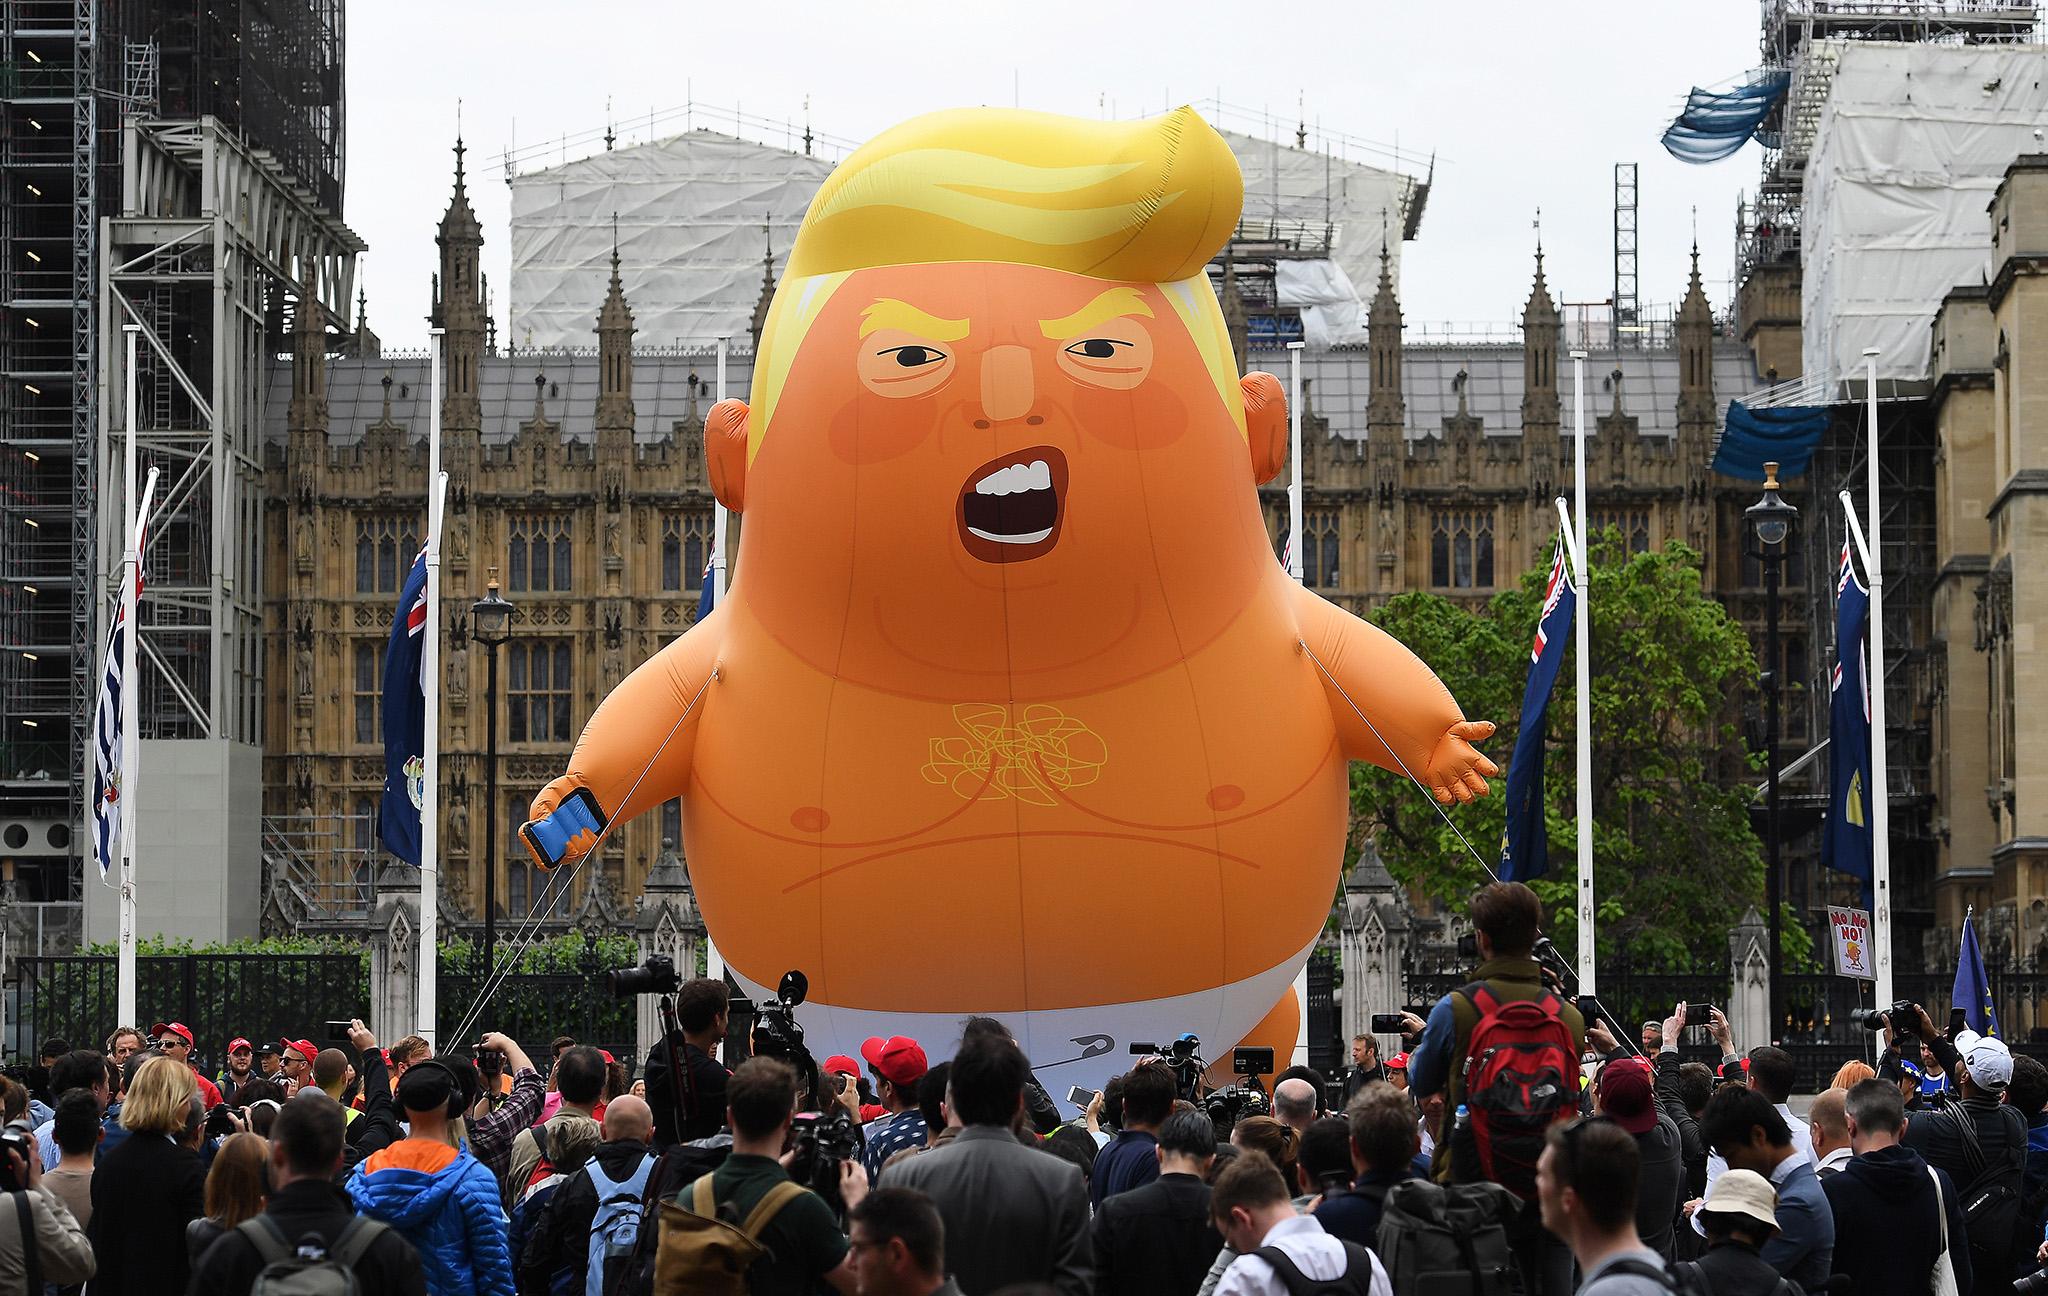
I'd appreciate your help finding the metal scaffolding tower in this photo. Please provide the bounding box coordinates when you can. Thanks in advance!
[1613,162,1639,345]
[98,116,360,746]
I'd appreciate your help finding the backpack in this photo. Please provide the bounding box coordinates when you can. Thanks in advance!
[584,1152,654,1296]
[1947,1101,2026,1286]
[605,1140,731,1296]
[651,1174,806,1296]
[1370,1178,1518,1296]
[236,1214,388,1296]
[1249,1240,1381,1296]
[1610,1256,1803,1296]
[1453,983,1578,1198]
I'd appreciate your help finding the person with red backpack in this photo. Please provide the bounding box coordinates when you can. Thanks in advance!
[1407,881,1585,1294]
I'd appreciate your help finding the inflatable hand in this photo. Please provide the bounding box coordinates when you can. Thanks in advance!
[1424,720,1500,804]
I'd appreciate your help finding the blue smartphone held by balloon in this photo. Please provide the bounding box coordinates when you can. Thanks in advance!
[519,788,607,870]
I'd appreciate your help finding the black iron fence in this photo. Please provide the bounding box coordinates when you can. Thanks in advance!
[434,940,638,1065]
[1306,949,1338,1076]
[13,954,368,1069]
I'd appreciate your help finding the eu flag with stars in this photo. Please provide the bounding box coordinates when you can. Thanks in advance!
[378,547,429,865]
[1954,911,1999,1037]
[1821,541,1873,906]
[1500,536,1575,882]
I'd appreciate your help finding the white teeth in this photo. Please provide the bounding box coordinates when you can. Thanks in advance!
[967,525,1055,545]
[973,459,1054,496]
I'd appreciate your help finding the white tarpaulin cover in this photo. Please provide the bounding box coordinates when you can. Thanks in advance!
[1804,42,2048,384]
[1274,259,1368,349]
[510,124,1418,351]
[510,131,833,351]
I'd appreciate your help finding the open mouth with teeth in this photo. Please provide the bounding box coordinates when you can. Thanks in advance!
[956,445,1069,564]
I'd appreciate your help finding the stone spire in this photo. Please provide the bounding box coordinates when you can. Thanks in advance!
[434,135,485,433]
[288,280,328,436]
[596,215,636,432]
[749,222,776,351]
[1677,241,1716,418]
[1367,229,1404,434]
[352,283,381,359]
[1521,236,1561,435]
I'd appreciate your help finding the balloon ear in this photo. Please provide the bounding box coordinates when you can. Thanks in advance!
[706,399,749,511]
[1242,373,1287,485]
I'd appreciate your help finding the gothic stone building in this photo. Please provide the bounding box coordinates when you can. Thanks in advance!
[263,157,1776,926]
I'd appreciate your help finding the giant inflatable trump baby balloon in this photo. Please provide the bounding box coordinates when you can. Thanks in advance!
[526,106,1497,1096]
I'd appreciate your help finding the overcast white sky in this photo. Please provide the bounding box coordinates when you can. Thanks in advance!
[342,0,1764,352]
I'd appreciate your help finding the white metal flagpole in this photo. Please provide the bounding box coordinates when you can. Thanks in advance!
[419,328,444,1046]
[706,337,729,985]
[1571,349,1595,995]
[1286,339,1307,1066]
[1287,340,1305,582]
[116,324,141,1029]
[1861,346,1893,1010]
[712,337,731,607]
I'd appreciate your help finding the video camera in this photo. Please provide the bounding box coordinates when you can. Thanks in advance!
[1130,1034,1207,1102]
[1202,1046,1277,1136]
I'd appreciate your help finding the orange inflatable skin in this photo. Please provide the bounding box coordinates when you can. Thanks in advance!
[531,260,1495,1074]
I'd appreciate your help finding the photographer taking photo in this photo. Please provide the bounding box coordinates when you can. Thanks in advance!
[1893,1004,2027,1291]
[643,976,731,1147]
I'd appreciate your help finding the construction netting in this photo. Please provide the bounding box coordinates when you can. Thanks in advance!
[1804,41,2048,384]
[509,131,833,351]
[509,124,1421,352]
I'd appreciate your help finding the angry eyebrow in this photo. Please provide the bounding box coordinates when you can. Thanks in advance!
[1039,287,1154,340]
[859,299,970,342]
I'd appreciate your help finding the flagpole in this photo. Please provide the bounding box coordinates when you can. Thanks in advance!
[117,324,140,1029]
[419,328,444,1046]
[1287,340,1304,582]
[712,337,731,606]
[1860,345,1893,1010]
[1571,349,1594,994]
[706,337,729,985]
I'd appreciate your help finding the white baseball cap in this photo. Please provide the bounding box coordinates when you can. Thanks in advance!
[1955,1030,2013,1091]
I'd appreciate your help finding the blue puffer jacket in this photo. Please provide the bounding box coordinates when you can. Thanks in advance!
[348,1137,514,1296]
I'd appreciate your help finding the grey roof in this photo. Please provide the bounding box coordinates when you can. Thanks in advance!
[268,338,1765,449]
[265,349,763,448]
[1247,341,1768,442]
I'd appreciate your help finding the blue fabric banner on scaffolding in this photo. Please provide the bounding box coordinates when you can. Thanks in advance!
[1712,400,1829,481]
[1662,69,1792,164]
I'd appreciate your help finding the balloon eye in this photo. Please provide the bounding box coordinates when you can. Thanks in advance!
[1065,339,1125,360]
[882,345,945,368]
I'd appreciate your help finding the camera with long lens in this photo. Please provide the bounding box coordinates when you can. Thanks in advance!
[2014,1268,2048,1295]
[1850,1000,1926,1050]
[608,952,682,998]
[1129,1033,1207,1102]
[789,1104,861,1218]
[0,1125,29,1191]
[1202,1081,1271,1137]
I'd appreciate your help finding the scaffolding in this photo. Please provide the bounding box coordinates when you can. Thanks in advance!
[1613,163,1640,344]
[98,115,360,750]
[1735,0,2039,297]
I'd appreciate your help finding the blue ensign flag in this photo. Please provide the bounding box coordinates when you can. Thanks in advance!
[1954,911,1999,1038]
[378,547,429,865]
[697,553,717,621]
[1499,536,1576,882]
[1821,541,1874,906]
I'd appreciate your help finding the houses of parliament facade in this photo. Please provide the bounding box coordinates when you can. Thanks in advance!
[262,151,1779,926]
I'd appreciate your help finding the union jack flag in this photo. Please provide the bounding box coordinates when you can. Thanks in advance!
[90,474,158,882]
[1532,538,1571,663]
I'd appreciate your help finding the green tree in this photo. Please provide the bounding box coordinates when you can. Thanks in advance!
[1350,532,1794,970]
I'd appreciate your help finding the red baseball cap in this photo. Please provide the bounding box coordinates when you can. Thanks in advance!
[861,1036,929,1088]
[1596,1057,1659,1135]
[149,1022,193,1046]
[227,1037,251,1054]
[280,1038,317,1065]
[823,1055,861,1077]
[1387,1052,1409,1070]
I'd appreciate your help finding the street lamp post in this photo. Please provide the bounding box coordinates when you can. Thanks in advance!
[1746,461,1799,1042]
[470,570,516,981]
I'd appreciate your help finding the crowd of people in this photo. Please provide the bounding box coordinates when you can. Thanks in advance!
[0,880,2044,1295]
